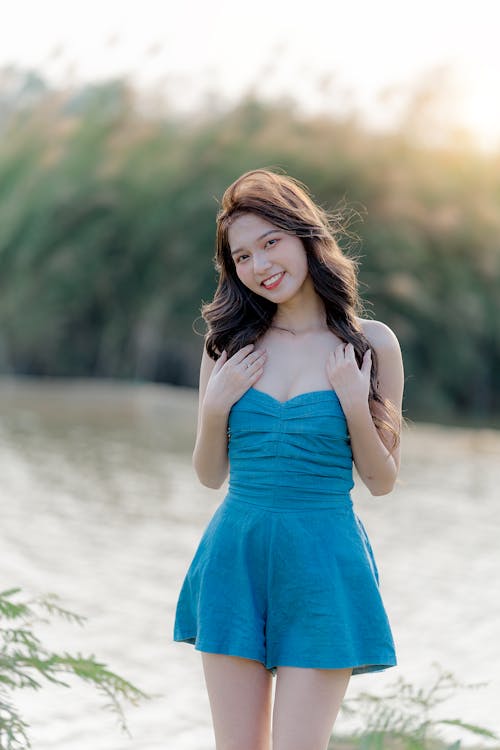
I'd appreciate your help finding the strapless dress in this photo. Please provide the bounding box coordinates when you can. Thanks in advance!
[173,386,397,676]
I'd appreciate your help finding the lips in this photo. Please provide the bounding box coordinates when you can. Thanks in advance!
[261,271,285,289]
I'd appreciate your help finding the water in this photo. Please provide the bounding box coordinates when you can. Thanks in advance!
[1,377,499,749]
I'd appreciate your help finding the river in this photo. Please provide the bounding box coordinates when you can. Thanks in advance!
[1,378,499,749]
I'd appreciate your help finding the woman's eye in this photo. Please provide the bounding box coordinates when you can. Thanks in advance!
[266,239,278,247]
[236,254,248,263]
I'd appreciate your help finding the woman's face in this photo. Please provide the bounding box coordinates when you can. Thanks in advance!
[227,213,310,301]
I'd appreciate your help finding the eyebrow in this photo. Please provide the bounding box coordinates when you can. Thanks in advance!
[230,229,281,256]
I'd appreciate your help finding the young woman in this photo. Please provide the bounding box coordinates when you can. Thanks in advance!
[173,168,405,750]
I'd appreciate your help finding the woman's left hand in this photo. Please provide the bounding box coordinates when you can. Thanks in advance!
[326,342,372,407]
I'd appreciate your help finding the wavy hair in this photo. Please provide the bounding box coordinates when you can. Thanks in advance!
[201,168,400,455]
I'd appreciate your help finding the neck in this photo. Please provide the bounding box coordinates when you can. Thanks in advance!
[272,282,327,334]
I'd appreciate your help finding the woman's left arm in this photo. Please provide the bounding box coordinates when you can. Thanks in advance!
[326,321,405,496]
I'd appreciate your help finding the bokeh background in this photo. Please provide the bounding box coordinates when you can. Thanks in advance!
[1,1,499,749]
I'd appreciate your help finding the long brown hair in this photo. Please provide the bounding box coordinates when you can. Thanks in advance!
[202,168,400,454]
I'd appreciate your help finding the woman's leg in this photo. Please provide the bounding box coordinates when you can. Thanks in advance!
[272,666,352,750]
[201,652,274,750]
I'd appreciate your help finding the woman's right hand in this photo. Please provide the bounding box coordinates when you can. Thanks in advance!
[202,344,267,415]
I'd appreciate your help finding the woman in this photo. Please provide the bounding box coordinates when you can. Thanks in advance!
[173,168,405,750]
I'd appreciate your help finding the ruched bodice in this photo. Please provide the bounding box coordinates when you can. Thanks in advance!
[227,387,354,509]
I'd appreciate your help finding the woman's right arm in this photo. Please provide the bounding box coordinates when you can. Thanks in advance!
[192,341,267,489]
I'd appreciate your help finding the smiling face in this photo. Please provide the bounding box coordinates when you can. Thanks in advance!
[227,213,310,301]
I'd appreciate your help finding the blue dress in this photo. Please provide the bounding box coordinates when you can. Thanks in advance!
[172,386,397,676]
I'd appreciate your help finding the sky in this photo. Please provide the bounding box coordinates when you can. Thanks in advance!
[1,0,500,150]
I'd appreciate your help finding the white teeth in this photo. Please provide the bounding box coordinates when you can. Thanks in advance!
[262,272,283,287]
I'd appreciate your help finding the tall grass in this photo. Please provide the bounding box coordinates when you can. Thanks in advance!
[1,70,499,423]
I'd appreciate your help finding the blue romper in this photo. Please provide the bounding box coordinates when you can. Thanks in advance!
[173,386,397,676]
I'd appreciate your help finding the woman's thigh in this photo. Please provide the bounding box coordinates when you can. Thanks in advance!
[272,666,352,750]
[201,652,274,750]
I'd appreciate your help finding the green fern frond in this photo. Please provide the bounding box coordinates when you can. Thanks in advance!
[338,664,498,750]
[0,587,151,749]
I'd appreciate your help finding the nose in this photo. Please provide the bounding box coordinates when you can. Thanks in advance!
[253,250,272,275]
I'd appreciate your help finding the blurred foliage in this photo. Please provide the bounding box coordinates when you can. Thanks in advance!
[0,587,151,749]
[0,67,499,424]
[334,664,498,750]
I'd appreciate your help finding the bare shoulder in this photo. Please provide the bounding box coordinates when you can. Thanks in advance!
[198,336,220,399]
[356,317,401,352]
[194,338,217,435]
[355,316,404,412]
[199,338,217,381]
